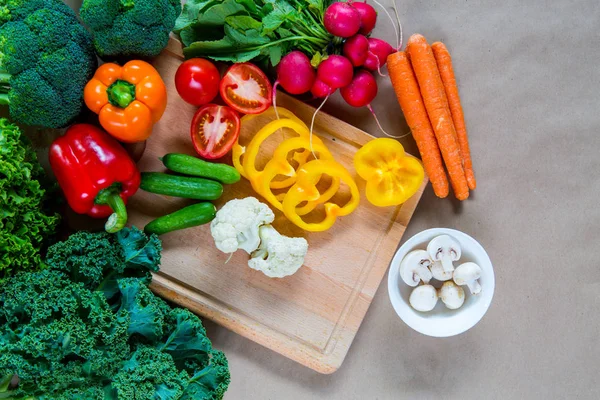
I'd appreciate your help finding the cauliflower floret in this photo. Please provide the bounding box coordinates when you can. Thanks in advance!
[210,197,275,254]
[248,225,309,278]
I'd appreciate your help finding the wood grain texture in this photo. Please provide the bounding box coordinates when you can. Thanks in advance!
[127,38,428,374]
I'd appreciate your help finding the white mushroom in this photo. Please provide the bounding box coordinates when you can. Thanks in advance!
[453,262,482,294]
[427,235,461,273]
[409,285,438,312]
[430,260,453,281]
[400,250,433,287]
[438,281,465,310]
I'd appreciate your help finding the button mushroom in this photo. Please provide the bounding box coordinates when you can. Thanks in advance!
[400,250,433,287]
[453,262,483,294]
[427,235,461,273]
[430,260,453,281]
[438,281,465,309]
[409,284,438,312]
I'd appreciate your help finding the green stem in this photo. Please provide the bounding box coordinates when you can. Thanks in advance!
[95,189,128,233]
[0,72,10,85]
[106,80,136,109]
[0,374,12,392]
[0,93,8,105]
[188,35,329,57]
[304,10,328,36]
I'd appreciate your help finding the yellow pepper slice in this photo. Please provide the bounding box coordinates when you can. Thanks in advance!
[241,118,325,187]
[283,160,360,232]
[353,138,424,207]
[254,136,340,214]
[232,107,310,183]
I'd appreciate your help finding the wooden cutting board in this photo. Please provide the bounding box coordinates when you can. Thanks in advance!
[127,39,427,374]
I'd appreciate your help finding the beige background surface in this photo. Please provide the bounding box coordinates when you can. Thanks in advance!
[63,0,600,398]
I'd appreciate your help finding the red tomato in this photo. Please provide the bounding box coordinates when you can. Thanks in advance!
[175,58,221,106]
[219,63,273,114]
[190,104,240,159]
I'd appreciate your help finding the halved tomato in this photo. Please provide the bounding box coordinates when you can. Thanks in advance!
[220,63,273,114]
[190,104,240,159]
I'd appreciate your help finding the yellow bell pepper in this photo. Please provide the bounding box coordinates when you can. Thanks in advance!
[283,160,360,232]
[353,138,424,207]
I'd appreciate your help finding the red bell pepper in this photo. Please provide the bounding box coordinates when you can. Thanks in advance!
[49,124,141,233]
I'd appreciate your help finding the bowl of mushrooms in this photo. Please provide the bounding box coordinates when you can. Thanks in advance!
[388,228,495,337]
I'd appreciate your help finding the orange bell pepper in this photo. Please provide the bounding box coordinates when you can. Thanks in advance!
[353,138,424,207]
[84,60,167,143]
[283,160,360,232]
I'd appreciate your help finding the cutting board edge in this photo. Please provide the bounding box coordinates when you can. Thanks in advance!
[149,176,427,374]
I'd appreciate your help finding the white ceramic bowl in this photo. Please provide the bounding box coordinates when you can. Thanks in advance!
[388,228,495,337]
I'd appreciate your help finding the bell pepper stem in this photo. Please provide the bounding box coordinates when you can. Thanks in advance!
[106,80,136,109]
[96,189,128,233]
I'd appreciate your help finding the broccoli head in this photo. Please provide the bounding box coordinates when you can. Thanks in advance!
[0,0,97,128]
[80,0,182,59]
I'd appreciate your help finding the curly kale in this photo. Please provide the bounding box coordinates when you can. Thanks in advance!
[80,0,182,59]
[0,227,230,400]
[0,118,60,283]
[0,0,97,128]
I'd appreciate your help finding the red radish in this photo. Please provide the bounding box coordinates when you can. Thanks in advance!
[311,79,333,98]
[343,34,369,66]
[317,55,354,89]
[364,37,394,73]
[323,2,361,38]
[340,69,402,138]
[340,69,377,107]
[352,2,377,35]
[275,51,316,95]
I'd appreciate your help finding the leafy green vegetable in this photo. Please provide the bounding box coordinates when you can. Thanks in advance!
[0,118,60,283]
[0,227,230,400]
[0,0,97,128]
[175,0,335,67]
[79,0,182,59]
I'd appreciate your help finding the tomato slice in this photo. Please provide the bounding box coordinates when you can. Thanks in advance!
[220,63,273,114]
[190,104,240,159]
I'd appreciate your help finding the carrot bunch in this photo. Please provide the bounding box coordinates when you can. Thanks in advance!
[387,34,476,200]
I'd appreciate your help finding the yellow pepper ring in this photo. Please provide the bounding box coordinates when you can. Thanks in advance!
[269,148,314,190]
[233,107,309,181]
[242,118,324,182]
[253,137,340,214]
[283,160,360,232]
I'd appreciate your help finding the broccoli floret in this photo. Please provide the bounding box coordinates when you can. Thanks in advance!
[80,0,182,59]
[0,0,97,128]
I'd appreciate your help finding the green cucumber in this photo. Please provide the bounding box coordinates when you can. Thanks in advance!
[140,172,223,200]
[162,153,240,184]
[144,202,216,235]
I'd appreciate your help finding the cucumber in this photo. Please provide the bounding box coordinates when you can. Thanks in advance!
[162,153,240,184]
[140,172,223,200]
[144,202,216,235]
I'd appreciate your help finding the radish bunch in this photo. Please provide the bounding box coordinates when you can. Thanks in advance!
[274,0,400,138]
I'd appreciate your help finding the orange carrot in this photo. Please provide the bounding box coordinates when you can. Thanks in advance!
[406,34,469,200]
[432,42,476,190]
[387,51,449,198]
